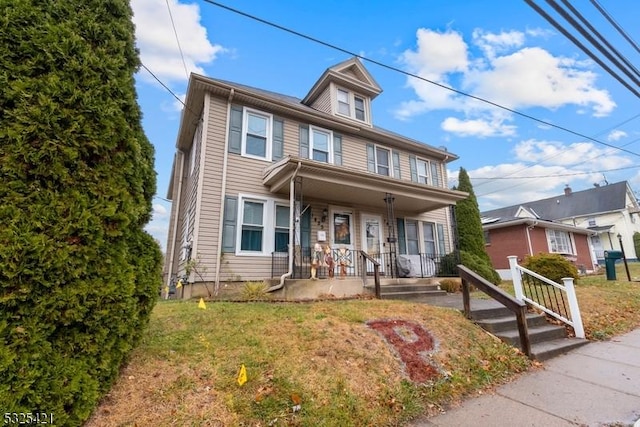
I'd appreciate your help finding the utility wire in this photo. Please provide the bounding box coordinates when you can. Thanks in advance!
[525,0,640,98]
[473,163,640,180]
[202,0,640,159]
[590,0,640,55]
[166,0,190,80]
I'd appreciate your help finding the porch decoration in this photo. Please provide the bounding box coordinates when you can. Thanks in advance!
[310,243,323,280]
[337,246,352,278]
[324,245,335,278]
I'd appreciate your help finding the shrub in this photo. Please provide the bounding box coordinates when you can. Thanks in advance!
[439,278,461,293]
[0,1,161,424]
[460,250,502,285]
[522,253,579,284]
[241,281,271,300]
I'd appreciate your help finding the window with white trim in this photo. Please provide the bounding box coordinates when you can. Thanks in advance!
[422,222,436,256]
[240,200,264,252]
[236,195,290,255]
[547,229,574,254]
[242,109,272,160]
[416,159,429,184]
[274,205,290,253]
[375,147,390,176]
[310,126,332,163]
[406,220,420,255]
[335,87,368,122]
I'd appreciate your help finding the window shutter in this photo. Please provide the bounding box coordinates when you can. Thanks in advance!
[273,117,284,161]
[431,162,441,187]
[366,143,375,172]
[222,196,238,253]
[409,155,418,182]
[397,218,406,255]
[299,125,309,158]
[392,151,401,179]
[333,134,343,165]
[228,105,243,154]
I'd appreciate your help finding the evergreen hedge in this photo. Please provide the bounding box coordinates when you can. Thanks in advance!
[0,1,161,424]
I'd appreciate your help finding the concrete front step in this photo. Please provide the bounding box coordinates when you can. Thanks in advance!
[531,337,589,361]
[381,289,448,300]
[496,323,568,346]
[378,282,446,300]
[475,313,549,334]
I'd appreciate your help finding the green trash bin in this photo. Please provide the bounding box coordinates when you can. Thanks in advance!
[604,250,623,280]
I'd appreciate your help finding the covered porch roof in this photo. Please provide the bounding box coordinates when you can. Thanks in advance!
[263,157,468,214]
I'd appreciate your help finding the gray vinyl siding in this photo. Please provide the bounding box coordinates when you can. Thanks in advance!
[190,95,227,281]
[310,87,332,114]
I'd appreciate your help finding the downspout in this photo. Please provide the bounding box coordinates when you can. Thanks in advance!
[268,161,302,292]
[165,151,185,293]
[526,221,537,255]
[214,88,234,294]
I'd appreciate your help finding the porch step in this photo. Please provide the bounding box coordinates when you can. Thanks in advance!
[470,307,589,361]
[379,283,447,300]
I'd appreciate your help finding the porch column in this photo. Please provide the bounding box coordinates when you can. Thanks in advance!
[384,193,397,277]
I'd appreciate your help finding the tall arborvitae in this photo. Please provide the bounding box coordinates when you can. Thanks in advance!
[454,168,501,284]
[0,0,162,423]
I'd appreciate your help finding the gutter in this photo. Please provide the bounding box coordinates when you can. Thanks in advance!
[268,161,302,292]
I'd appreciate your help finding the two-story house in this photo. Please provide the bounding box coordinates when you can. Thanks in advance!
[164,58,468,299]
[481,181,640,278]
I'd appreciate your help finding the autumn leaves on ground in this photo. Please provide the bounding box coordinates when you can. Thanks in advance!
[87,268,640,426]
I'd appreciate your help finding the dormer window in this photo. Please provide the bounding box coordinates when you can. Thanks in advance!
[336,87,367,122]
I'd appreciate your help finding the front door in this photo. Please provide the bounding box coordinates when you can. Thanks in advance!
[331,208,355,276]
[361,213,384,274]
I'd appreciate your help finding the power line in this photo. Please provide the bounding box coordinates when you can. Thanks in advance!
[201,0,640,159]
[140,62,186,108]
[472,163,640,180]
[525,0,640,98]
[590,0,640,55]
[166,0,189,80]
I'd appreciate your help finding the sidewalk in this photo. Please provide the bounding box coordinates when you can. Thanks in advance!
[409,327,640,426]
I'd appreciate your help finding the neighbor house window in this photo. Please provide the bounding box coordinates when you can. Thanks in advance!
[240,200,264,252]
[335,87,367,122]
[274,205,290,252]
[310,127,332,163]
[242,109,272,160]
[547,229,573,254]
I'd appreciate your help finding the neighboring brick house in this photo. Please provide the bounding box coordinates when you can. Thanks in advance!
[482,181,640,278]
[163,58,468,298]
[481,212,596,279]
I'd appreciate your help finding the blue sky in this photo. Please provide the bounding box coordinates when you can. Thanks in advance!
[131,0,640,251]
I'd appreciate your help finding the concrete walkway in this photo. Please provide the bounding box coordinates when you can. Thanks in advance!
[409,327,640,426]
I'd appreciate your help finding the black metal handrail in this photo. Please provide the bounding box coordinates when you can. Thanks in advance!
[458,264,532,358]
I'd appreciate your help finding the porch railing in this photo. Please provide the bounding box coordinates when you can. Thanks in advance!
[272,249,460,280]
[508,256,585,339]
[359,251,381,298]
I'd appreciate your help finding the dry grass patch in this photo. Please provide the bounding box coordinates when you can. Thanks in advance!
[87,299,530,426]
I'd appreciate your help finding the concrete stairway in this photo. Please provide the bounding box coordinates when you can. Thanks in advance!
[470,305,589,361]
[376,278,447,300]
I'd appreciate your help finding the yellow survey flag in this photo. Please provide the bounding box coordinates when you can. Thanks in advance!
[176,279,183,289]
[237,364,247,386]
[198,298,206,309]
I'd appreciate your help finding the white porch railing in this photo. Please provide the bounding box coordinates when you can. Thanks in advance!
[508,256,585,339]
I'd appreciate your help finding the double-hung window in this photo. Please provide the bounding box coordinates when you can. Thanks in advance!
[336,87,367,122]
[310,127,332,163]
[240,200,264,252]
[242,109,272,160]
[416,159,429,184]
[547,229,573,254]
[274,205,290,253]
[405,219,420,255]
[423,222,436,256]
[375,147,390,176]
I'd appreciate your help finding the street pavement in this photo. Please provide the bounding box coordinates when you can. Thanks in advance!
[409,327,640,426]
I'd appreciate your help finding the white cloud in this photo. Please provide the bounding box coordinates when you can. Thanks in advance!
[441,116,516,137]
[396,27,616,130]
[146,201,172,252]
[607,130,628,141]
[513,139,631,169]
[131,0,225,83]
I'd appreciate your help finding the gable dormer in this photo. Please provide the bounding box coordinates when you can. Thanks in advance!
[302,57,382,126]
[515,206,539,219]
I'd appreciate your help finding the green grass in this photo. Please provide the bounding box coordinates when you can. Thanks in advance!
[87,300,531,426]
